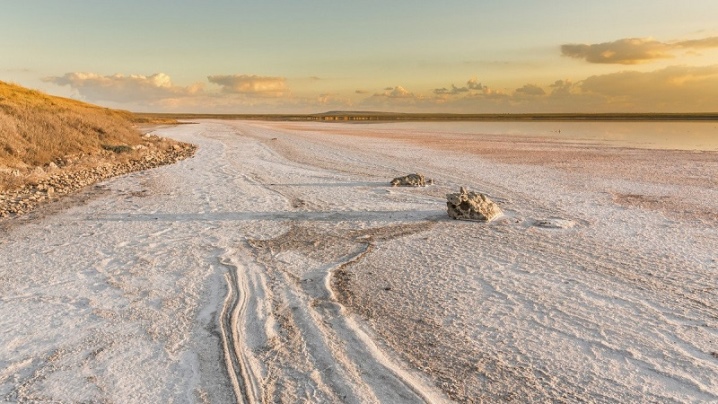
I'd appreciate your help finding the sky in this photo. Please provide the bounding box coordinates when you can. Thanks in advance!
[2,1,718,114]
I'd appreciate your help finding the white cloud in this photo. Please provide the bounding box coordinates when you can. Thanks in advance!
[45,72,202,103]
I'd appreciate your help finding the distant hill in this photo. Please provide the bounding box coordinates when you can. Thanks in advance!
[320,110,407,116]
[0,80,145,169]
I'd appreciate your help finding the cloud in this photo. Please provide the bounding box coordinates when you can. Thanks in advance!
[317,93,352,107]
[549,80,573,97]
[373,86,419,99]
[381,65,718,113]
[358,85,430,110]
[207,74,289,97]
[40,64,718,114]
[578,65,718,110]
[514,84,546,97]
[433,85,469,96]
[466,78,486,90]
[442,66,718,112]
[45,72,202,103]
[43,71,298,112]
[561,36,718,64]
[433,78,501,99]
[434,78,488,96]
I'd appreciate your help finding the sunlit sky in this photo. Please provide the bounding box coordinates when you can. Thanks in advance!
[3,1,718,113]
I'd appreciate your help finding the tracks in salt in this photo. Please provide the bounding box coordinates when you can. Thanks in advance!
[218,256,263,403]
[197,122,445,402]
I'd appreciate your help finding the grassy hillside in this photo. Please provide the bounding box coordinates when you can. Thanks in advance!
[0,82,192,199]
[0,80,146,169]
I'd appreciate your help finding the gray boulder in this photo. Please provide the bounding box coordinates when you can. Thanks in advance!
[446,187,502,221]
[391,173,432,187]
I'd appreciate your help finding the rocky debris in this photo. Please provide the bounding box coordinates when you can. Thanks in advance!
[390,173,433,187]
[30,167,46,177]
[0,167,21,177]
[446,187,503,222]
[0,142,197,218]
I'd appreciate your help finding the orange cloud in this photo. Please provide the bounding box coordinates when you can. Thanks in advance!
[561,36,718,64]
[41,65,718,114]
[674,37,718,49]
[45,72,203,103]
[207,74,289,97]
[579,65,718,110]
[371,66,718,113]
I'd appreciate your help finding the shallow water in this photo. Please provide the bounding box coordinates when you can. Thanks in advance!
[372,121,718,151]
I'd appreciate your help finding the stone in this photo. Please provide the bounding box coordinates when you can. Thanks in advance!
[391,173,430,187]
[30,167,45,176]
[446,186,503,222]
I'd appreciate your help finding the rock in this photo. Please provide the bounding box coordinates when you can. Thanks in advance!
[30,167,45,176]
[391,173,430,187]
[446,187,503,222]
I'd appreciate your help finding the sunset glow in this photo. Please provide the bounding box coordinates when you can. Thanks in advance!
[3,1,718,113]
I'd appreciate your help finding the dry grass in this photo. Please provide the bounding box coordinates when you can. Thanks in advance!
[0,81,145,169]
[0,81,178,192]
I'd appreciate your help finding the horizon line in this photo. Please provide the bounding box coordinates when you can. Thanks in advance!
[132,111,718,122]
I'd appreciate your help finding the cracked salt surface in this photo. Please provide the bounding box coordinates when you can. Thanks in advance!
[1,120,717,403]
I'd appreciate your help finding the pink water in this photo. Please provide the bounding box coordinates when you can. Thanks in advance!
[382,121,718,151]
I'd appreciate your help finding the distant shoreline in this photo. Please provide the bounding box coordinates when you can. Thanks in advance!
[132,111,718,123]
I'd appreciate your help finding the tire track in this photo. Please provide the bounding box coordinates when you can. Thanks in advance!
[218,256,263,404]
